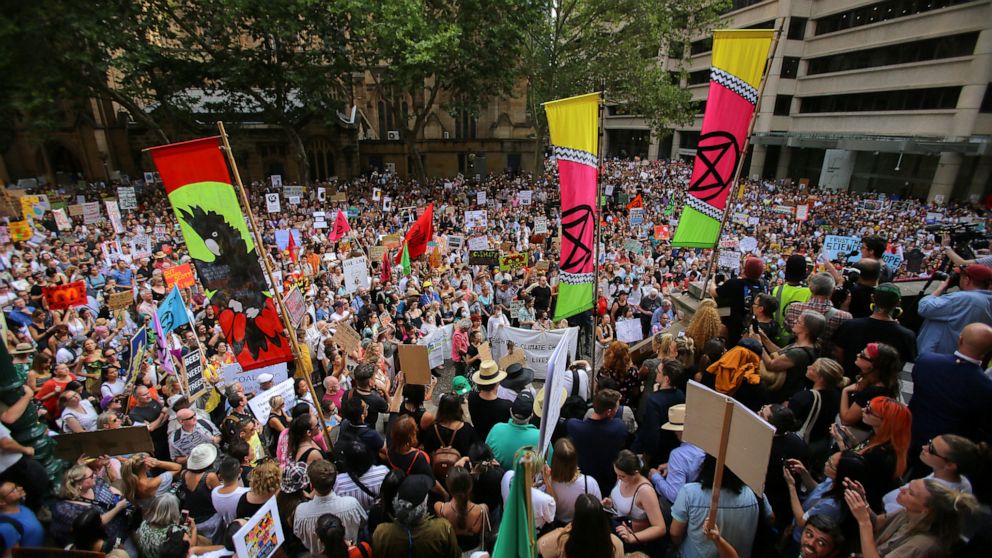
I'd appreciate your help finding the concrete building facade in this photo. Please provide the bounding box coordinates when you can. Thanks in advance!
[605,0,992,202]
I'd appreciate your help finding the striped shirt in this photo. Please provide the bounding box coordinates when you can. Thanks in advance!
[333,464,389,511]
[294,493,367,554]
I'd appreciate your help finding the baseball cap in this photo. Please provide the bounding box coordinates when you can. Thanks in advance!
[963,264,992,284]
[257,373,274,384]
[511,392,535,419]
[397,474,433,505]
[451,376,471,396]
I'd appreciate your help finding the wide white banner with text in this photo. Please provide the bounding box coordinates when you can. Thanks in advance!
[489,325,579,380]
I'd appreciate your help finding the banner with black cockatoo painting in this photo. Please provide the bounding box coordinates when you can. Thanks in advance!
[147,137,292,370]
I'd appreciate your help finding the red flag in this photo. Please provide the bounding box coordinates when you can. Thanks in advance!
[381,249,391,284]
[329,210,351,242]
[626,194,644,209]
[395,203,434,263]
[287,230,298,264]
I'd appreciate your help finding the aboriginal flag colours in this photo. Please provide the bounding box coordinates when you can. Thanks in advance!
[545,92,599,321]
[672,30,773,248]
[147,137,292,370]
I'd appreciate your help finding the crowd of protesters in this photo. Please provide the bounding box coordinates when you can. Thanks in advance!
[0,155,989,558]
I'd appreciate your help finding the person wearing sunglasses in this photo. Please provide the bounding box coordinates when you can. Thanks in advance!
[881,434,985,513]
[838,342,901,432]
[50,464,131,551]
[834,396,912,511]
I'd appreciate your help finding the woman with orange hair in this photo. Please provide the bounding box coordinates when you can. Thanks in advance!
[599,341,642,408]
[834,395,911,511]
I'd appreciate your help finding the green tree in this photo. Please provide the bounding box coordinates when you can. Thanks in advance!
[343,0,543,184]
[524,0,729,169]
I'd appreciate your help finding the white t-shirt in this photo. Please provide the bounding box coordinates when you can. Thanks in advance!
[501,471,556,528]
[547,474,602,523]
[211,485,249,525]
[0,424,22,474]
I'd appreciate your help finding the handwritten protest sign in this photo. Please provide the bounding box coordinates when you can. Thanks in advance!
[822,235,861,262]
[42,281,87,310]
[332,322,362,355]
[82,202,101,224]
[343,256,370,294]
[183,350,208,400]
[499,252,528,271]
[117,186,138,210]
[107,290,134,311]
[469,250,500,266]
[164,263,196,289]
[248,379,296,423]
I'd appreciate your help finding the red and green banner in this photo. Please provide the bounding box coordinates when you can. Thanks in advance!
[147,137,292,370]
[545,92,599,321]
[672,30,773,248]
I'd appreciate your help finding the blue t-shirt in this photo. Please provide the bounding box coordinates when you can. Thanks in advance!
[672,483,770,558]
[0,506,45,548]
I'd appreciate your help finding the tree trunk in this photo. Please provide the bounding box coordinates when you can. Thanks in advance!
[407,135,427,185]
[284,126,310,185]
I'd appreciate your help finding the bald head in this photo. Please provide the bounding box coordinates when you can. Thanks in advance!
[959,323,992,360]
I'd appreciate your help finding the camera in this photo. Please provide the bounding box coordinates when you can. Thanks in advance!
[925,223,992,261]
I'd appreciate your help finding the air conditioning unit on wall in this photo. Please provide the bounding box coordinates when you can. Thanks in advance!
[387,130,400,141]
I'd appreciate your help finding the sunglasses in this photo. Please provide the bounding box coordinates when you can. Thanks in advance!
[856,351,873,362]
[863,403,875,417]
[927,438,948,460]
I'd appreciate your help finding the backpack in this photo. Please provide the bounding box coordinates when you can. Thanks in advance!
[430,424,461,481]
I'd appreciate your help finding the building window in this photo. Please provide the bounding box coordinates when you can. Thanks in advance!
[690,38,713,56]
[780,56,800,79]
[787,17,807,40]
[806,32,978,75]
[454,110,477,140]
[694,101,707,115]
[773,95,793,116]
[679,131,701,150]
[723,0,767,13]
[981,83,992,113]
[745,20,775,30]
[798,86,961,113]
[687,70,710,86]
[814,0,977,36]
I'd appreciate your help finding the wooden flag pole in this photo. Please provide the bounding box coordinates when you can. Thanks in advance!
[706,398,736,526]
[697,21,784,301]
[217,121,330,448]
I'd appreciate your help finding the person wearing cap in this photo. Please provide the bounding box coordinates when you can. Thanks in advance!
[371,474,460,558]
[566,388,628,494]
[916,263,992,354]
[710,255,767,346]
[329,300,351,324]
[771,254,813,345]
[832,283,917,378]
[467,360,512,441]
[485,392,541,470]
[784,272,852,344]
[648,403,705,506]
[169,408,221,465]
[256,373,274,392]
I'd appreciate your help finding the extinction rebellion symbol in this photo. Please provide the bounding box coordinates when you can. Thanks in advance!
[688,131,741,203]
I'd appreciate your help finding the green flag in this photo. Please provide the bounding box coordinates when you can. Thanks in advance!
[492,452,537,558]
[664,198,675,215]
[401,241,411,276]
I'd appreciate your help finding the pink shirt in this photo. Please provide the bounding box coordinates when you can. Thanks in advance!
[451,329,469,362]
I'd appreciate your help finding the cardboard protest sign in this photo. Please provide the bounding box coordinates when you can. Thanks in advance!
[332,322,362,355]
[247,379,296,423]
[382,234,401,249]
[498,252,528,271]
[283,287,307,327]
[343,256,371,294]
[683,381,775,497]
[107,290,134,311]
[234,496,284,558]
[370,246,386,261]
[183,350,208,400]
[469,250,500,266]
[397,344,431,385]
[68,204,85,217]
[535,260,550,272]
[616,318,643,343]
[43,281,87,310]
[478,341,493,361]
[8,220,32,242]
[332,192,347,202]
[164,263,196,289]
[53,426,153,461]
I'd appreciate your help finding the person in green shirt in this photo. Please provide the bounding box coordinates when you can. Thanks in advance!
[485,392,539,470]
[772,255,812,345]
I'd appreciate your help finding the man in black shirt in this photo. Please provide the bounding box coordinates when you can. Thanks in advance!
[844,259,879,319]
[344,362,388,430]
[711,256,766,346]
[128,385,171,461]
[467,361,511,440]
[832,283,917,379]
[529,275,553,316]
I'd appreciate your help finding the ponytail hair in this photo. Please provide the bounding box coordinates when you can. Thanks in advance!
[919,479,979,545]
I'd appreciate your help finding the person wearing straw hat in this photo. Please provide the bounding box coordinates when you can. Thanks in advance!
[467,360,511,441]
[647,403,705,506]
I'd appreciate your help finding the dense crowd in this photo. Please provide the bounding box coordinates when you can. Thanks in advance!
[0,156,990,558]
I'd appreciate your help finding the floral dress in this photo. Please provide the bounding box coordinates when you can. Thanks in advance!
[600,365,642,408]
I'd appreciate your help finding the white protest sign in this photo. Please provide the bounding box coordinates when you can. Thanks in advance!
[265,193,281,213]
[519,190,533,205]
[467,235,490,251]
[53,208,71,231]
[719,250,742,272]
[420,324,455,369]
[477,191,487,205]
[130,235,152,258]
[616,318,644,343]
[270,175,283,188]
[233,495,284,558]
[317,187,326,202]
[288,196,301,205]
[795,204,809,221]
[489,325,579,380]
[117,187,138,210]
[538,328,575,457]
[823,235,861,262]
[221,362,289,396]
[313,211,327,229]
[82,202,102,225]
[105,200,124,234]
[343,256,371,294]
[740,236,758,254]
[464,210,488,230]
[534,216,549,235]
[247,379,296,422]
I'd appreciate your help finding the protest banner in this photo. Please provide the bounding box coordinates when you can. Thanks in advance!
[283,185,303,198]
[283,287,307,327]
[924,212,944,225]
[419,324,454,369]
[467,235,489,251]
[342,256,370,294]
[683,381,775,508]
[221,362,289,396]
[732,212,749,225]
[107,290,134,311]
[718,250,742,272]
[499,252,528,271]
[469,250,500,266]
[332,322,362,355]
[164,263,196,289]
[616,318,643,343]
[488,325,579,380]
[534,216,549,235]
[183,350,208,400]
[265,193,281,213]
[477,191,487,205]
[772,204,794,215]
[82,202,101,224]
[288,196,300,205]
[42,281,87,310]
[117,186,138,210]
[795,204,809,221]
[130,234,153,259]
[464,210,488,229]
[398,344,431,385]
[234,496,284,558]
[53,208,71,231]
[248,379,296,423]
[518,190,533,205]
[9,220,31,242]
[822,235,861,262]
[53,426,153,461]
[538,328,576,457]
[629,208,644,225]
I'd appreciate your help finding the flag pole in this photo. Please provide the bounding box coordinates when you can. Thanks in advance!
[697,22,784,301]
[216,121,330,447]
[591,91,605,386]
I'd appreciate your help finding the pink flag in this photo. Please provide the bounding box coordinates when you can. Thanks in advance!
[329,210,351,241]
